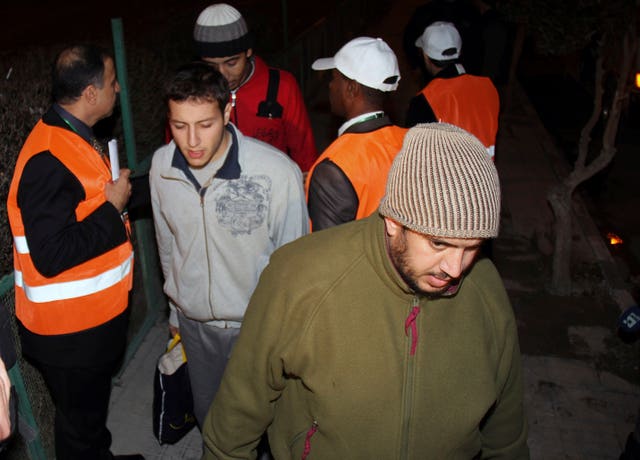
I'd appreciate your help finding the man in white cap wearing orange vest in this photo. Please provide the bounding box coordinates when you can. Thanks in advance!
[306,37,407,231]
[406,21,500,160]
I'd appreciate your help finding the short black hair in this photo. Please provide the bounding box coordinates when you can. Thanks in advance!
[164,62,230,113]
[52,44,112,104]
[336,70,387,107]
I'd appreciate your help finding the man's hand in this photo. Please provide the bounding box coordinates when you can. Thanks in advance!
[0,358,12,441]
[105,168,132,213]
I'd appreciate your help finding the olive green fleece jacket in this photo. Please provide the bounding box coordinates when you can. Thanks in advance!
[203,214,529,460]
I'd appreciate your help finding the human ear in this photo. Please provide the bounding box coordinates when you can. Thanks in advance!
[347,79,359,97]
[384,217,402,236]
[83,85,98,105]
[222,102,232,125]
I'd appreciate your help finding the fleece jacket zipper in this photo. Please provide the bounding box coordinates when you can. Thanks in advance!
[401,297,420,459]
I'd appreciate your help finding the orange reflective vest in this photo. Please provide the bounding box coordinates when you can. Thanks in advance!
[7,121,133,335]
[422,74,499,159]
[306,125,407,221]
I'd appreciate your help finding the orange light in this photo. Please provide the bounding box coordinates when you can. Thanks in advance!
[636,72,640,89]
[607,232,624,245]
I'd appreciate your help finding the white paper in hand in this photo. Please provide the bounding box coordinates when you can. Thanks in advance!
[108,139,120,180]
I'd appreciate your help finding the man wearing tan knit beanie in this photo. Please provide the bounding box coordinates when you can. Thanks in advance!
[203,123,529,460]
[378,121,500,295]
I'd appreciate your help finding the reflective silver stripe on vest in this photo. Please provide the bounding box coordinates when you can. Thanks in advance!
[14,254,133,303]
[13,236,29,254]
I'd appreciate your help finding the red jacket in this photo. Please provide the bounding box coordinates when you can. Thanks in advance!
[229,56,317,172]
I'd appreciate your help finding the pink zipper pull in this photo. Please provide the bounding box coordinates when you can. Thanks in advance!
[405,299,420,356]
[301,420,318,460]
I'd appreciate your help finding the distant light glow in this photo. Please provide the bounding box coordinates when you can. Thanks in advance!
[636,72,640,89]
[607,232,624,245]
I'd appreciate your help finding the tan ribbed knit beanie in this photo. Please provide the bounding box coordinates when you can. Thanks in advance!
[379,123,500,238]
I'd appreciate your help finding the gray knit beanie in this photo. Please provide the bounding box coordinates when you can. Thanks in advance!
[379,123,500,238]
[193,4,254,58]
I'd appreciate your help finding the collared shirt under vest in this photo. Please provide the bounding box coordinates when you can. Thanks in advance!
[7,118,133,335]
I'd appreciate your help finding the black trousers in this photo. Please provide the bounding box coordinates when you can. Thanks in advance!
[36,358,121,460]
[18,309,129,459]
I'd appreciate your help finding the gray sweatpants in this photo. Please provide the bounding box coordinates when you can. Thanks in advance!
[177,312,241,428]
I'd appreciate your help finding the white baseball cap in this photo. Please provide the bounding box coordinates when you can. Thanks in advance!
[415,21,461,60]
[312,37,400,92]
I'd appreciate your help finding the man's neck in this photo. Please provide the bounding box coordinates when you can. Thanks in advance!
[338,110,385,136]
[53,103,95,144]
[233,57,255,92]
[58,102,95,128]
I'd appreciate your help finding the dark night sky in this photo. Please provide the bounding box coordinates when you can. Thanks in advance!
[0,0,208,50]
[0,1,339,52]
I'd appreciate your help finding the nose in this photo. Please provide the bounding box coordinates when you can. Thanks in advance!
[219,68,232,83]
[187,127,199,148]
[441,249,465,279]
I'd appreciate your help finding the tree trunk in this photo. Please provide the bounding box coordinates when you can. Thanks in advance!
[504,21,527,111]
[548,184,574,295]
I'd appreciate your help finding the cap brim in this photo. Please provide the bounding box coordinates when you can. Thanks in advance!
[311,57,336,70]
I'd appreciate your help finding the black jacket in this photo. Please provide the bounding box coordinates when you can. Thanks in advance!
[14,107,130,368]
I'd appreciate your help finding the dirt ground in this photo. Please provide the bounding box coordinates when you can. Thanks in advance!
[493,226,640,386]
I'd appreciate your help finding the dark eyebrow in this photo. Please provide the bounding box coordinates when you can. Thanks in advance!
[427,236,483,250]
[427,237,454,247]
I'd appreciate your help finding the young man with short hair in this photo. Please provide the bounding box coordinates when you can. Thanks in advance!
[192,3,318,173]
[150,62,308,428]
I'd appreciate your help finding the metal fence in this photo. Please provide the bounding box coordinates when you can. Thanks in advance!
[269,0,391,98]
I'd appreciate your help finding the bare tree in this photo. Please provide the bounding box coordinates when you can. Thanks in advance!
[548,25,638,294]
[498,0,637,294]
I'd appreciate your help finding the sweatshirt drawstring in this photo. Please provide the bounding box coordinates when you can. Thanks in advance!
[301,421,318,460]
[405,300,420,356]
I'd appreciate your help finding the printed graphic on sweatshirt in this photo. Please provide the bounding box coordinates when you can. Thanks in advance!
[215,175,271,236]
